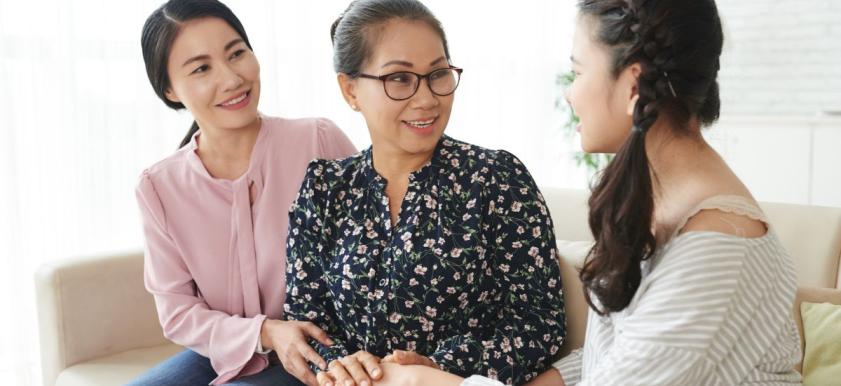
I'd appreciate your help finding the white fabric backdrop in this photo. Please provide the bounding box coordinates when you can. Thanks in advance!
[0,1,582,384]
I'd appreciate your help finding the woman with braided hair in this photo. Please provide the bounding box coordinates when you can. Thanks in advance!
[369,0,803,385]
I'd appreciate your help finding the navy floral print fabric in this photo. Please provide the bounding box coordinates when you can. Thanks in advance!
[284,135,566,385]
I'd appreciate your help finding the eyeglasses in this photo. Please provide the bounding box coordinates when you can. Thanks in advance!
[356,67,463,101]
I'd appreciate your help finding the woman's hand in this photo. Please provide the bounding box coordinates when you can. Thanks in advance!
[380,350,439,369]
[373,363,464,386]
[317,350,382,386]
[261,319,334,386]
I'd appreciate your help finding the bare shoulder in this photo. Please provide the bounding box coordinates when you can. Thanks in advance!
[680,208,768,238]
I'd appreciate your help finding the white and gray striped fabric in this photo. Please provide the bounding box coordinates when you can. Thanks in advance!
[462,196,802,386]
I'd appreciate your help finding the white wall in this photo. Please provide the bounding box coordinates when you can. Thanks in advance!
[710,0,841,208]
[706,116,841,208]
[717,0,841,116]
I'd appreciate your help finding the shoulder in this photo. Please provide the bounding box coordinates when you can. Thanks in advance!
[136,147,192,192]
[260,115,322,140]
[679,207,768,239]
[438,136,531,179]
[263,115,355,158]
[263,115,344,137]
[300,151,366,189]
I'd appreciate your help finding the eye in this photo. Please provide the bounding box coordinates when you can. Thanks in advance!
[192,64,210,74]
[429,70,447,81]
[385,72,413,85]
[230,49,246,60]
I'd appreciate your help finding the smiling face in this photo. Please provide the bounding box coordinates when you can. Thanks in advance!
[164,17,260,133]
[339,18,454,158]
[568,16,640,154]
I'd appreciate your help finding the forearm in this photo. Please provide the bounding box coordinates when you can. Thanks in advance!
[524,368,565,386]
[374,364,464,386]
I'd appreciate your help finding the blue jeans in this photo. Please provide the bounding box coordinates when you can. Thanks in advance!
[125,349,305,386]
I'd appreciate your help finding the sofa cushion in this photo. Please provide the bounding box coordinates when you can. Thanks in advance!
[55,343,182,386]
[793,287,841,374]
[556,240,593,356]
[801,301,841,383]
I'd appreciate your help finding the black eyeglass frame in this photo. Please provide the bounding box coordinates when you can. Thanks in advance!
[355,67,464,101]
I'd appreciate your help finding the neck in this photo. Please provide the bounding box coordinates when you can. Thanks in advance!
[370,142,435,182]
[644,118,717,209]
[196,116,262,163]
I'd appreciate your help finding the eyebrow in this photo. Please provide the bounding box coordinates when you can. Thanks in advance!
[381,56,447,69]
[181,38,246,67]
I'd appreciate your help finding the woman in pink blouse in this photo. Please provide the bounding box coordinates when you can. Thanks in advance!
[130,1,356,385]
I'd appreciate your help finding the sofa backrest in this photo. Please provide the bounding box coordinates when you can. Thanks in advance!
[761,201,841,288]
[541,187,841,288]
[540,187,841,357]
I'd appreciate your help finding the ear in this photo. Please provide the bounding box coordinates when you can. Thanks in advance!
[337,73,360,111]
[622,63,642,116]
[164,88,181,104]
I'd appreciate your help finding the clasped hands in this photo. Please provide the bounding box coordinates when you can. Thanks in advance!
[316,349,439,386]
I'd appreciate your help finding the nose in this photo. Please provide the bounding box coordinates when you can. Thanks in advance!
[409,77,439,110]
[219,62,244,92]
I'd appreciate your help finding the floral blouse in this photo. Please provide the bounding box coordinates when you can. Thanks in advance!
[284,136,566,385]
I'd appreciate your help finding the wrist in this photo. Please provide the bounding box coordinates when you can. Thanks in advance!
[259,318,275,351]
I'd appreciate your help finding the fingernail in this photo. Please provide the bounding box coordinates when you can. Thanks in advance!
[326,383,333,386]
[345,381,353,386]
[362,382,370,386]
[372,368,380,377]
[327,338,335,345]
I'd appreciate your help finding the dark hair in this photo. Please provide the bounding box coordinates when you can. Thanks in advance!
[330,0,451,76]
[578,0,724,315]
[141,0,253,148]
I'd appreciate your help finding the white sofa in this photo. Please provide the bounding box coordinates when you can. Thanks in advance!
[35,188,841,386]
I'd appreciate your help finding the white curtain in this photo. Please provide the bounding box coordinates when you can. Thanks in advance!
[0,1,582,384]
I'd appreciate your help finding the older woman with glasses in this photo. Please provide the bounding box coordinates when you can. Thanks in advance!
[282,1,567,386]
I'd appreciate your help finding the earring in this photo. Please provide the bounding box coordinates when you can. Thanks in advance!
[351,104,358,111]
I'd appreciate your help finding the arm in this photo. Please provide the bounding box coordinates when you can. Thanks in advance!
[136,173,267,384]
[284,161,351,368]
[316,118,357,160]
[429,152,566,385]
[576,235,750,385]
[439,350,575,386]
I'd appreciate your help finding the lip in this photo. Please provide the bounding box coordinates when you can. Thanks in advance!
[401,116,439,136]
[217,90,251,111]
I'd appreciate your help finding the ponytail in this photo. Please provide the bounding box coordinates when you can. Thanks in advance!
[179,121,200,149]
[577,0,723,315]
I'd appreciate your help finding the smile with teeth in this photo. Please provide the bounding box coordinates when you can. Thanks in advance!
[404,117,436,128]
[220,92,248,106]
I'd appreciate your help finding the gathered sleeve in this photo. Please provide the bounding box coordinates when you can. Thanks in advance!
[315,117,357,160]
[136,172,268,385]
[283,160,351,368]
[429,151,567,385]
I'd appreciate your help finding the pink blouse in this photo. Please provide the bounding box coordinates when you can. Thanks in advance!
[135,116,356,384]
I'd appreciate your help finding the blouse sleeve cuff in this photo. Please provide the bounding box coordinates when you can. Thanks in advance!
[552,349,583,385]
[460,375,506,386]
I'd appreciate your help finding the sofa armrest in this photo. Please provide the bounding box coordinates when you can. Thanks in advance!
[35,250,168,386]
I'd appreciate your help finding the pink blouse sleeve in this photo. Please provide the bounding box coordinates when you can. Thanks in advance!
[315,118,358,159]
[135,172,268,385]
